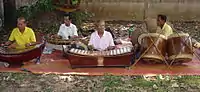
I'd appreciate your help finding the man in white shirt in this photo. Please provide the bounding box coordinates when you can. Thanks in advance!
[88,20,115,51]
[52,15,80,55]
[57,16,78,39]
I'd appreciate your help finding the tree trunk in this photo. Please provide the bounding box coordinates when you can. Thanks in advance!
[3,0,17,31]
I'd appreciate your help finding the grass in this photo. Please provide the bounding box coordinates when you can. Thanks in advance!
[0,73,200,91]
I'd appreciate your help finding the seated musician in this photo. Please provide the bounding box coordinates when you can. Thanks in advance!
[1,17,37,66]
[156,14,200,48]
[55,15,84,49]
[156,14,173,37]
[131,16,172,63]
[88,20,115,51]
[56,15,78,40]
[2,17,36,49]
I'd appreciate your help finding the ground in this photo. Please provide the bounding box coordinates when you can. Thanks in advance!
[1,11,200,91]
[1,73,200,92]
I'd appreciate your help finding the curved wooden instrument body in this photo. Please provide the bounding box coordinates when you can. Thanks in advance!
[46,35,71,45]
[46,34,89,45]
[138,33,167,63]
[0,42,46,66]
[66,47,133,68]
[167,33,193,63]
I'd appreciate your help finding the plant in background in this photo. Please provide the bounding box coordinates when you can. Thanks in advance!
[71,0,79,5]
[70,9,94,36]
[16,0,57,34]
[55,0,80,7]
[58,0,66,5]
[16,0,93,35]
[0,10,3,29]
[70,10,93,28]
[17,0,55,20]
[0,14,2,29]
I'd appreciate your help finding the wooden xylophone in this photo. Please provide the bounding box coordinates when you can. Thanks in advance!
[66,47,134,68]
[46,34,89,45]
[0,41,46,67]
[46,35,71,45]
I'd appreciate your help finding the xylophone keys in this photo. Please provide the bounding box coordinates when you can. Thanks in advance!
[80,50,84,55]
[74,49,78,53]
[123,47,127,53]
[127,47,131,52]
[77,49,81,54]
[69,48,74,53]
[110,50,113,55]
[117,49,120,55]
[72,48,76,53]
[84,50,87,55]
[113,49,117,55]
[107,51,111,56]
[82,50,86,55]
[120,48,124,54]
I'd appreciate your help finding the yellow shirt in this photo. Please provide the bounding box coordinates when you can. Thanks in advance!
[157,23,173,37]
[9,27,36,49]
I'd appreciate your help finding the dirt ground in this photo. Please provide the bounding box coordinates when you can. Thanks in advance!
[0,73,200,92]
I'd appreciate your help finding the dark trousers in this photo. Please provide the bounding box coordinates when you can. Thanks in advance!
[131,46,142,64]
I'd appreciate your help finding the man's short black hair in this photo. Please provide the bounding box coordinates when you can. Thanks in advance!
[64,13,72,20]
[158,14,167,22]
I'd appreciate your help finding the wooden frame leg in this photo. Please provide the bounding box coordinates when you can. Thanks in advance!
[169,34,200,66]
[62,45,69,57]
[131,33,170,69]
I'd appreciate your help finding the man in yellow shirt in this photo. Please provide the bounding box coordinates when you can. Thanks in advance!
[156,14,200,48]
[2,17,36,49]
[156,14,173,37]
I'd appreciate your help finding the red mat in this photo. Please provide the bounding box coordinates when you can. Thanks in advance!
[0,50,200,75]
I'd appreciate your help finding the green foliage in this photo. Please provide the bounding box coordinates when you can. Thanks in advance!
[41,23,60,34]
[177,76,200,84]
[58,0,66,5]
[103,75,122,87]
[71,0,79,5]
[0,15,2,28]
[0,11,3,28]
[16,0,92,34]
[17,0,55,20]
[70,10,93,28]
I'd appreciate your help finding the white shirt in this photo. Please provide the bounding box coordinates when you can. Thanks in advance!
[88,31,115,51]
[57,23,78,39]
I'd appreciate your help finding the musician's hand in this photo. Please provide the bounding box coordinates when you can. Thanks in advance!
[194,42,200,48]
[25,43,32,47]
[70,36,79,39]
[1,43,5,46]
[1,41,11,47]
[8,43,16,49]
[106,46,115,51]
[71,36,78,38]
[53,35,61,39]
[88,45,94,50]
